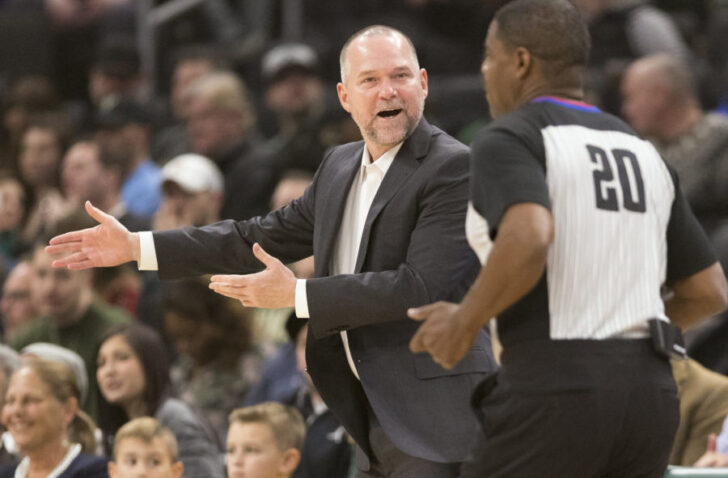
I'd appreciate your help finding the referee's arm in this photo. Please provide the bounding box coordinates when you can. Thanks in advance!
[665,262,728,331]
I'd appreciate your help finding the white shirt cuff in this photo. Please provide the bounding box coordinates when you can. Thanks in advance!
[295,279,310,318]
[137,231,159,271]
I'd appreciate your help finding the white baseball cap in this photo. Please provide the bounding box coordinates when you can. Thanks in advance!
[161,154,224,194]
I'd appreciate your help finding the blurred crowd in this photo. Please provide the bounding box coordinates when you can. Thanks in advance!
[0,0,727,476]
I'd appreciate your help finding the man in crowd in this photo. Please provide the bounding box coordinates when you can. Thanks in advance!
[47,25,494,477]
[13,213,130,419]
[153,153,224,231]
[183,71,278,220]
[571,0,690,114]
[95,100,161,218]
[152,45,230,164]
[0,260,37,342]
[409,1,728,477]
[622,53,728,237]
[62,137,148,232]
[261,42,347,174]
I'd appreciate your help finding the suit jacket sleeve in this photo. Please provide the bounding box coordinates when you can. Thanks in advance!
[152,163,320,279]
[306,145,478,338]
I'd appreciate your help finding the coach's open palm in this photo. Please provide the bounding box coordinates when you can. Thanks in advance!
[45,201,138,270]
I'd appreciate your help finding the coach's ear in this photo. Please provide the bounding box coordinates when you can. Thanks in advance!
[337,83,351,113]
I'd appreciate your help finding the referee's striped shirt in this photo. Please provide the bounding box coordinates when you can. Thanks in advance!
[467,97,715,346]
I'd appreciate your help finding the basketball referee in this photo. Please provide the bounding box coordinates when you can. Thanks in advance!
[409,1,728,477]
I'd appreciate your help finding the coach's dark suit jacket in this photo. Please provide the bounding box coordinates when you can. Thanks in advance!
[153,118,496,463]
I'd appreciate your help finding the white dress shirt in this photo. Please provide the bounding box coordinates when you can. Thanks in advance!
[138,143,403,380]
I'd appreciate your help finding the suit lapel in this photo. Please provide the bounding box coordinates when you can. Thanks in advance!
[316,144,363,277]
[354,119,433,272]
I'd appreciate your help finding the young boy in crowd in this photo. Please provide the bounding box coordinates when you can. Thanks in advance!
[227,402,305,478]
[109,417,184,478]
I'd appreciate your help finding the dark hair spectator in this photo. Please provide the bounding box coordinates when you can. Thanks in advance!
[18,112,74,246]
[96,322,224,478]
[89,36,142,112]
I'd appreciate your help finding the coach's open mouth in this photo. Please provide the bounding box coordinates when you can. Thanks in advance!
[377,109,403,118]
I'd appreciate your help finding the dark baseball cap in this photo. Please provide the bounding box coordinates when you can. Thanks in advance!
[95,99,152,130]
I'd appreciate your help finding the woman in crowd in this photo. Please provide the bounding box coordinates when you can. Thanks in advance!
[0,358,107,477]
[95,323,223,478]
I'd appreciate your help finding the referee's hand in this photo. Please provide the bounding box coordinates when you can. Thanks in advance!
[408,301,477,369]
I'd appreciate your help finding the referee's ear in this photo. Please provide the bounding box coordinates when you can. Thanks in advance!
[514,46,533,80]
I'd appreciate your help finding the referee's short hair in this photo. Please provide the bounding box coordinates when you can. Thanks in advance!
[494,0,590,76]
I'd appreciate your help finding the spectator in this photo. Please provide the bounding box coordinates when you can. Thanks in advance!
[669,358,728,466]
[169,47,229,125]
[0,260,37,342]
[17,114,73,246]
[572,0,691,114]
[95,100,162,219]
[270,171,312,213]
[44,0,136,101]
[139,153,225,336]
[694,418,728,467]
[61,138,149,232]
[0,76,59,171]
[226,403,304,478]
[20,342,90,411]
[245,171,315,345]
[153,154,224,231]
[269,170,314,294]
[0,346,20,406]
[0,345,20,466]
[163,278,266,444]
[261,43,345,174]
[153,45,230,164]
[0,358,108,477]
[108,417,183,478]
[0,175,26,260]
[283,320,352,478]
[89,37,143,113]
[11,213,131,420]
[182,72,277,220]
[621,53,728,236]
[242,314,305,411]
[92,263,142,319]
[96,323,224,478]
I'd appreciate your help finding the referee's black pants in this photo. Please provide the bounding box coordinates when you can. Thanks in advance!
[460,339,679,478]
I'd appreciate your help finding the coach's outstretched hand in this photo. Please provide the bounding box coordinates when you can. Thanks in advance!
[209,243,296,309]
[45,201,139,270]
[408,301,480,369]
